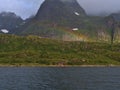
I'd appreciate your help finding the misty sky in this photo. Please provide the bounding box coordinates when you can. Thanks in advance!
[78,0,120,15]
[0,0,44,19]
[0,0,120,19]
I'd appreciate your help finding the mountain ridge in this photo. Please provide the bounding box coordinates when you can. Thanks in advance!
[0,0,120,43]
[35,0,86,23]
[0,12,23,34]
[21,0,110,41]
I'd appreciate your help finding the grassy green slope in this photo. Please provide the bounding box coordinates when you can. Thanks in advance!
[20,15,113,42]
[0,34,120,66]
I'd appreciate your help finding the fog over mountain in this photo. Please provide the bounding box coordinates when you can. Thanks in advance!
[78,0,120,16]
[0,0,120,19]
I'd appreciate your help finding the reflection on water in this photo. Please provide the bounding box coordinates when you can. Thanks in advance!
[0,67,120,90]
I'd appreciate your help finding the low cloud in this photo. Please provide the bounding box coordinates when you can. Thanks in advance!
[78,0,120,16]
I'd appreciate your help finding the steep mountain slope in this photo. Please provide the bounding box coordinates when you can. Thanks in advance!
[19,0,120,42]
[34,0,88,30]
[19,0,89,41]
[0,12,23,34]
[35,0,86,24]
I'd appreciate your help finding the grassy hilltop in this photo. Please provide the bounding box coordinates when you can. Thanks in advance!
[0,34,120,66]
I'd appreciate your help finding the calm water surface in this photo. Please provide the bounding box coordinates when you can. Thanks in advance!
[0,67,120,90]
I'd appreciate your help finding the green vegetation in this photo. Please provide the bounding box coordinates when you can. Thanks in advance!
[0,34,120,66]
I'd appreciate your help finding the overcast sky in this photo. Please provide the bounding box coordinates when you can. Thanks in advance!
[78,0,120,16]
[0,0,120,19]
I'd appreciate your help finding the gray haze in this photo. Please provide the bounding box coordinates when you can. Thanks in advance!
[78,0,120,16]
[0,0,120,19]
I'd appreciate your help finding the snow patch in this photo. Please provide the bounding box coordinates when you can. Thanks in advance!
[1,29,9,33]
[72,28,79,31]
[74,12,80,16]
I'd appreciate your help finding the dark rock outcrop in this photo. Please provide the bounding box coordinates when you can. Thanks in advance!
[0,12,23,34]
[35,0,86,24]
